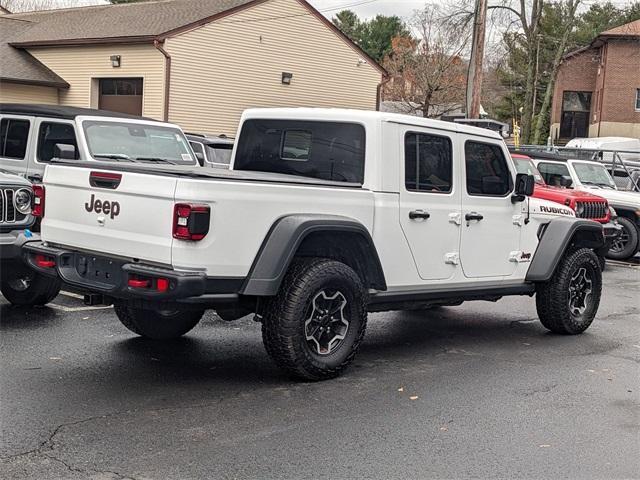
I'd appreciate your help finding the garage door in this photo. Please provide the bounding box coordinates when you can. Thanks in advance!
[98,78,143,116]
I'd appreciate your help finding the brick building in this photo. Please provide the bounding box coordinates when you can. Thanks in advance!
[550,19,640,142]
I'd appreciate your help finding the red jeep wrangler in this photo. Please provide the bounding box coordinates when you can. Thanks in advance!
[511,153,620,265]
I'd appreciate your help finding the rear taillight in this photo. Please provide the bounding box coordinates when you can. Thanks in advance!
[127,275,171,292]
[173,203,210,241]
[32,185,45,217]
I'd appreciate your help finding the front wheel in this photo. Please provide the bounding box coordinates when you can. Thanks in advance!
[606,217,639,260]
[113,302,204,340]
[1,268,61,306]
[261,258,367,381]
[536,248,602,334]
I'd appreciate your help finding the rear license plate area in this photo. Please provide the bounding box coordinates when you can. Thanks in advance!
[73,254,122,287]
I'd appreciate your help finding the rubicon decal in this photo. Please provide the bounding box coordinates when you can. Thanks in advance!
[540,205,573,216]
[85,194,120,219]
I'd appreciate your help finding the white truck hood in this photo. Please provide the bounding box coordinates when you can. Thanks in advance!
[581,186,640,207]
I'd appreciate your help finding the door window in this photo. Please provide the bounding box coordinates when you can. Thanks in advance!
[37,122,78,162]
[0,118,30,160]
[405,132,452,193]
[464,141,512,196]
[537,162,572,187]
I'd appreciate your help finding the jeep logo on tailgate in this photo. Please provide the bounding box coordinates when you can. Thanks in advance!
[85,194,120,219]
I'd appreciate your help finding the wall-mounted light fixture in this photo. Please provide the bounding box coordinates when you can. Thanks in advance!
[110,55,121,68]
[281,72,293,85]
[357,58,367,67]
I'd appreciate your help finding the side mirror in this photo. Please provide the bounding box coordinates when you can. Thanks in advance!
[54,143,77,160]
[560,176,573,188]
[194,151,205,167]
[514,173,535,196]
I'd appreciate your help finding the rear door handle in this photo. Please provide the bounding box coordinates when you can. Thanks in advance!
[409,209,430,220]
[465,212,484,221]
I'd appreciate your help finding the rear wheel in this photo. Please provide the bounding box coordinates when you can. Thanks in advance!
[606,217,639,260]
[113,302,204,340]
[261,258,367,381]
[536,248,602,334]
[1,268,61,306]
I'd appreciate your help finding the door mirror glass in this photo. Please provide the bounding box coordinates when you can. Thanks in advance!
[194,151,205,166]
[560,176,573,188]
[54,143,77,160]
[514,173,535,196]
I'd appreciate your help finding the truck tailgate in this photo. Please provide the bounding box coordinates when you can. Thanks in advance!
[42,165,177,266]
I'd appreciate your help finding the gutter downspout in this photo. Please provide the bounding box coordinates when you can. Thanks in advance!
[597,43,607,137]
[376,75,390,111]
[154,39,171,122]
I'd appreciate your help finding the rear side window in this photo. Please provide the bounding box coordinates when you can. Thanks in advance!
[465,141,512,196]
[0,118,30,160]
[234,120,366,183]
[405,132,453,193]
[37,122,79,162]
[537,162,571,187]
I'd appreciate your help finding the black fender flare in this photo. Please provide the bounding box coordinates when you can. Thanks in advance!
[240,214,386,296]
[526,217,604,282]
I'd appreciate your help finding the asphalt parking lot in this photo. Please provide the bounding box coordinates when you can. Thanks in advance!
[1,259,638,480]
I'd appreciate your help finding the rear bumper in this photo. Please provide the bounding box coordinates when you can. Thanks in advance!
[23,242,243,305]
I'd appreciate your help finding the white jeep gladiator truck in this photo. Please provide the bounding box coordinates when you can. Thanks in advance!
[25,109,606,380]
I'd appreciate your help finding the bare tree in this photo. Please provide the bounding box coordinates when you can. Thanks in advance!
[383,5,470,118]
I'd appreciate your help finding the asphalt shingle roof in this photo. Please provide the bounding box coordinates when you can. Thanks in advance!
[0,17,69,87]
[600,19,640,37]
[4,0,256,45]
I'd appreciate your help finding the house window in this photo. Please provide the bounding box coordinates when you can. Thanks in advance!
[636,89,640,111]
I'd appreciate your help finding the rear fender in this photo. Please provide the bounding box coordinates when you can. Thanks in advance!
[240,214,386,296]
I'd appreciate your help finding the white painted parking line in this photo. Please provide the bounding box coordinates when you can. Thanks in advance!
[48,303,113,313]
[60,290,85,299]
[606,260,640,268]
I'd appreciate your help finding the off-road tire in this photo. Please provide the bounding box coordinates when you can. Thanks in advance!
[113,302,204,340]
[0,269,61,306]
[536,248,602,334]
[261,258,367,381]
[606,217,639,260]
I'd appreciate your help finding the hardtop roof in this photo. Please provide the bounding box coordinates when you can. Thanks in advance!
[0,103,153,121]
[241,108,505,140]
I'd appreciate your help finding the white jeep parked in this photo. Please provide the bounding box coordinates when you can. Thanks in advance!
[0,104,197,182]
[25,109,606,380]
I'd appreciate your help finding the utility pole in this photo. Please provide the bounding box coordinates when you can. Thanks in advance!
[466,0,488,119]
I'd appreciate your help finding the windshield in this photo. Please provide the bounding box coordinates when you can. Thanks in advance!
[205,144,232,166]
[572,162,617,189]
[512,156,545,184]
[83,121,196,165]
